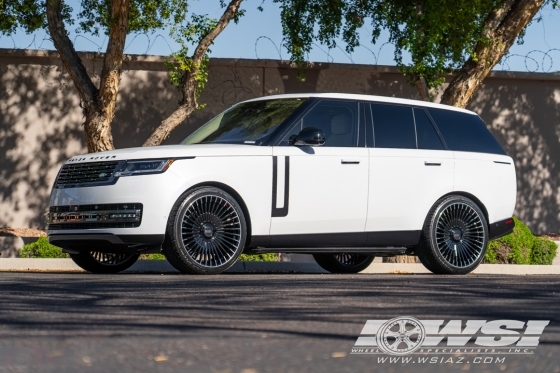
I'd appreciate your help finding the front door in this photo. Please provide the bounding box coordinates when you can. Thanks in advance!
[269,100,369,243]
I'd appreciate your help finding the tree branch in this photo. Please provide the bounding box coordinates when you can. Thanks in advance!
[46,0,98,113]
[143,0,244,147]
[440,0,544,108]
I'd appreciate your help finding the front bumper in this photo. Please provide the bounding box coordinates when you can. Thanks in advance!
[47,167,187,250]
[49,233,165,254]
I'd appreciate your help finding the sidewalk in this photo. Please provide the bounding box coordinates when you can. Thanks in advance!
[1,258,559,274]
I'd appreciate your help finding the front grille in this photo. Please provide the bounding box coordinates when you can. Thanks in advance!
[47,203,142,230]
[55,161,121,188]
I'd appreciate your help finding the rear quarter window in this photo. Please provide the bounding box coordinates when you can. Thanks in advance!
[427,108,506,155]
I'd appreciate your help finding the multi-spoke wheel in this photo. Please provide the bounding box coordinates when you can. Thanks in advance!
[313,253,374,273]
[163,187,247,274]
[70,251,139,273]
[418,195,488,274]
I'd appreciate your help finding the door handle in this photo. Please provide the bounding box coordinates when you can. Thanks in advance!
[424,161,441,166]
[341,159,360,164]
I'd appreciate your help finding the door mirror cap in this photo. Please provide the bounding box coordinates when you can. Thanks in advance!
[290,127,326,146]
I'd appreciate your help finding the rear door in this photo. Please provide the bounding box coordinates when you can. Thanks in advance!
[366,103,454,244]
[427,108,516,223]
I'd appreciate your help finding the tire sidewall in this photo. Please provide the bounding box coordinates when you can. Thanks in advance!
[313,254,374,273]
[427,196,488,274]
[70,252,140,274]
[170,187,247,274]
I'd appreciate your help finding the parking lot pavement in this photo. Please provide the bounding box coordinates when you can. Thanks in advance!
[0,273,558,373]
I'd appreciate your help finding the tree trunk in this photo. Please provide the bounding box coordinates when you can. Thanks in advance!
[47,0,130,152]
[440,0,544,108]
[415,76,430,101]
[143,0,243,147]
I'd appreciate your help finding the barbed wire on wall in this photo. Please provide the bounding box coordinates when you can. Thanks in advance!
[2,29,560,74]
[497,49,560,73]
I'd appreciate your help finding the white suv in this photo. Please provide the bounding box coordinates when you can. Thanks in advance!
[47,93,516,275]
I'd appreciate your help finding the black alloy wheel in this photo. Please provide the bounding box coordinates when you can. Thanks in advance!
[163,187,247,274]
[70,251,140,273]
[313,253,375,273]
[418,195,488,274]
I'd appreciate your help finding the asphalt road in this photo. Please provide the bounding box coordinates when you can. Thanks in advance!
[0,273,558,373]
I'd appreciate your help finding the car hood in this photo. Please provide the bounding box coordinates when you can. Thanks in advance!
[64,144,273,164]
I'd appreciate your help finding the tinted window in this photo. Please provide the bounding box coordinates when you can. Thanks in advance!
[282,100,359,147]
[414,108,445,150]
[371,104,416,149]
[427,108,506,155]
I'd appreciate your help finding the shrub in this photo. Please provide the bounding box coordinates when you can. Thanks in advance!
[238,253,280,262]
[485,217,557,265]
[530,237,558,265]
[19,237,69,258]
[139,253,167,260]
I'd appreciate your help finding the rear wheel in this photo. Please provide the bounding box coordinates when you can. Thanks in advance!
[163,187,247,274]
[70,252,140,273]
[417,195,488,274]
[313,254,374,273]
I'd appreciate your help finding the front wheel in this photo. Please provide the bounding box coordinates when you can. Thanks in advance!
[70,252,140,274]
[313,254,375,273]
[417,195,488,274]
[163,187,247,274]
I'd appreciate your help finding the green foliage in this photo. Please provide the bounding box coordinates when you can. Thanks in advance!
[0,0,73,35]
[18,237,69,258]
[164,12,217,100]
[530,237,558,265]
[1,0,189,37]
[274,0,558,92]
[164,3,246,105]
[238,253,280,262]
[274,0,495,89]
[78,0,188,36]
[139,253,167,260]
[485,217,557,265]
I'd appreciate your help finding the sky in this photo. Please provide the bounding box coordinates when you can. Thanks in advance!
[2,0,560,73]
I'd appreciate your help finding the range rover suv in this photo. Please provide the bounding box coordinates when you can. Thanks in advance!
[47,93,516,275]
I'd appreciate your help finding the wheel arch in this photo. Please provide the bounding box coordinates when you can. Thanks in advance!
[440,191,490,225]
[184,181,253,245]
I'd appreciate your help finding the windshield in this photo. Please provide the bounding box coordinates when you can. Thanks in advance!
[182,98,308,145]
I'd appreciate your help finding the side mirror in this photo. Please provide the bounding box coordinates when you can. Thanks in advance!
[290,127,326,146]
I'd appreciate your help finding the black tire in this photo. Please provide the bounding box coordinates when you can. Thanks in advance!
[70,252,140,274]
[417,195,488,275]
[313,254,375,273]
[162,186,247,274]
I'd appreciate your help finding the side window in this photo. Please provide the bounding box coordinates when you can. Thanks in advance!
[371,103,416,149]
[281,100,359,147]
[427,108,506,155]
[413,108,445,150]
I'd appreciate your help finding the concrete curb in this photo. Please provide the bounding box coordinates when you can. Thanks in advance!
[1,258,560,275]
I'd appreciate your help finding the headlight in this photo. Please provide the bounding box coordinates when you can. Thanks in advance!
[115,159,174,177]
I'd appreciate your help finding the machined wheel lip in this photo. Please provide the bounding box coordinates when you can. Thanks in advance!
[89,252,132,266]
[177,194,242,269]
[434,201,486,269]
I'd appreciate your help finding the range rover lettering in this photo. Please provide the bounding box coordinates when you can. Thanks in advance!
[47,93,516,275]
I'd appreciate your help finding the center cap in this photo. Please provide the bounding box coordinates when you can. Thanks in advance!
[450,228,463,242]
[202,223,215,238]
